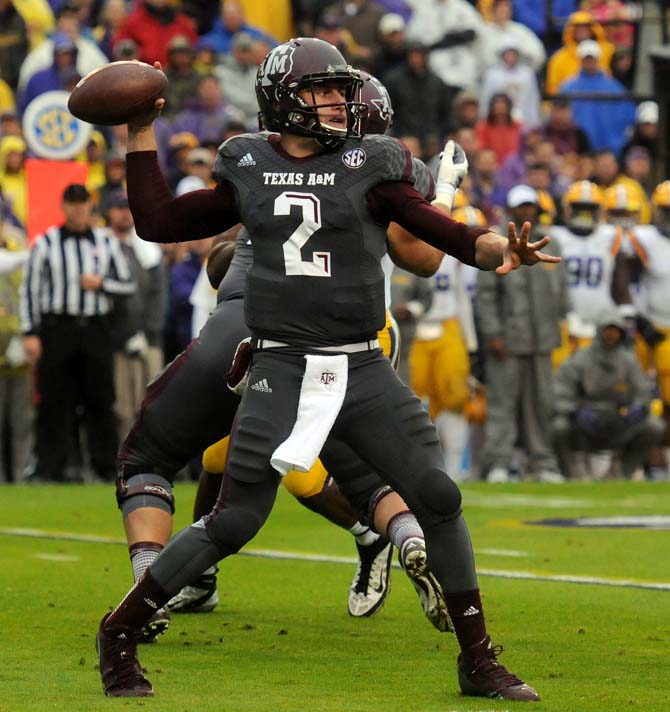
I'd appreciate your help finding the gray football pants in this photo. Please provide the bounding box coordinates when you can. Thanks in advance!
[151,348,478,596]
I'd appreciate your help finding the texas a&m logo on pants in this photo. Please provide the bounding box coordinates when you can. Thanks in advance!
[320,371,337,388]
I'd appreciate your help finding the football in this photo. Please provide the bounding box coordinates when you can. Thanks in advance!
[67,61,167,126]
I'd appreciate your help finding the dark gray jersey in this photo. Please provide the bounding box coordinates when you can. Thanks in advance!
[214,133,424,347]
[217,226,252,303]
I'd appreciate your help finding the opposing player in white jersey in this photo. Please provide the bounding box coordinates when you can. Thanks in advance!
[619,181,670,477]
[550,181,625,349]
[409,205,484,481]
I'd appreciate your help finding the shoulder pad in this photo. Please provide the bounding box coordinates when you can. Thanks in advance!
[411,156,435,201]
[361,134,414,184]
[213,133,265,184]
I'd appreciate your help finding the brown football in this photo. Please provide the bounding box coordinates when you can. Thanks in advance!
[67,61,167,126]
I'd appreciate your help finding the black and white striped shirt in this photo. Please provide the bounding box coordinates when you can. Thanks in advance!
[19,225,136,334]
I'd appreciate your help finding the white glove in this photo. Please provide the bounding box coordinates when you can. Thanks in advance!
[432,140,468,211]
[125,331,149,357]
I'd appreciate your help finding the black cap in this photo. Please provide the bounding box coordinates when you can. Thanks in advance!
[107,190,129,208]
[62,183,90,203]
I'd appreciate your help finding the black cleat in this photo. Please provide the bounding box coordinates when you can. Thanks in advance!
[347,537,393,617]
[96,613,153,697]
[457,641,540,702]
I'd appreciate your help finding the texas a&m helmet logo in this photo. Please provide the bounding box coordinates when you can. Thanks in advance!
[342,148,366,168]
[257,43,297,96]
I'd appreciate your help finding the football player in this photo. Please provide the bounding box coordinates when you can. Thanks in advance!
[115,72,452,635]
[616,181,670,477]
[550,181,628,359]
[97,38,553,701]
[408,206,483,481]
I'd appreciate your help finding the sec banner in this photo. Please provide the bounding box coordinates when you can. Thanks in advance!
[22,90,92,160]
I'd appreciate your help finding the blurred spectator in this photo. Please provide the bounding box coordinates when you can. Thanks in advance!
[19,33,79,113]
[476,185,568,483]
[542,97,591,156]
[180,0,220,35]
[552,307,664,479]
[623,147,654,196]
[176,147,214,195]
[97,150,126,215]
[162,35,200,119]
[383,41,457,149]
[112,0,198,67]
[478,35,541,128]
[194,36,220,75]
[588,0,635,48]
[452,90,479,130]
[370,13,407,82]
[0,109,21,137]
[200,0,276,56]
[19,183,135,482]
[406,0,485,92]
[508,0,578,38]
[0,135,27,227]
[93,0,128,60]
[18,2,108,93]
[558,39,635,155]
[314,13,358,63]
[80,129,108,194]
[545,11,615,96]
[0,0,29,90]
[469,147,504,223]
[480,0,546,72]
[214,31,259,125]
[475,92,522,167]
[165,130,199,191]
[620,101,658,169]
[171,74,246,147]
[112,37,139,62]
[592,149,651,223]
[0,197,32,482]
[0,79,15,115]
[495,125,544,198]
[324,0,386,59]
[106,190,165,439]
[610,46,634,89]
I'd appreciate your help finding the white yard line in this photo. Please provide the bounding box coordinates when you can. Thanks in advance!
[2,527,669,591]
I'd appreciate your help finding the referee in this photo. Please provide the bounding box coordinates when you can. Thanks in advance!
[19,183,136,482]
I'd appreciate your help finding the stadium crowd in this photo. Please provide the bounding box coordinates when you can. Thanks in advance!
[0,0,668,485]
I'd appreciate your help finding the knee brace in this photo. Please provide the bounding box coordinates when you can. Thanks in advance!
[414,468,462,528]
[116,473,175,518]
[367,485,394,528]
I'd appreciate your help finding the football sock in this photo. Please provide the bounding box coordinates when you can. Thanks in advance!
[444,588,490,660]
[435,410,470,480]
[104,570,171,636]
[129,541,163,582]
[387,511,423,553]
[349,521,379,547]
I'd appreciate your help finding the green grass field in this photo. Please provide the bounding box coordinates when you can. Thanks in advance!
[2,481,669,712]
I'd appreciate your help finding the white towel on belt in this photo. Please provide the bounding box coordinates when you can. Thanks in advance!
[270,354,348,475]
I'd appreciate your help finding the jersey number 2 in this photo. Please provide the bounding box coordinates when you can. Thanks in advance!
[275,192,331,277]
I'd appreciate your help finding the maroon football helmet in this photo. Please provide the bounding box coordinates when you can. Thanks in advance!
[255,37,365,147]
[358,71,394,135]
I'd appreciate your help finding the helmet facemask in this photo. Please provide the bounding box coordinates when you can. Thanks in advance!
[566,202,600,235]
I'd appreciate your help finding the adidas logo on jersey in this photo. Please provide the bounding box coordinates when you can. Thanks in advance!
[237,153,256,167]
[251,378,272,393]
[463,605,480,616]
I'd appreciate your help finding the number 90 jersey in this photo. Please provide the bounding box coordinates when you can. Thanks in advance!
[549,224,621,326]
[214,133,430,348]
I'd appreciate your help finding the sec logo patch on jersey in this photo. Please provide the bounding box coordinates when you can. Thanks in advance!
[342,148,366,169]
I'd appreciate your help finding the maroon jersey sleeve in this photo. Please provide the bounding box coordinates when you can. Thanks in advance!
[126,151,240,243]
[367,181,488,268]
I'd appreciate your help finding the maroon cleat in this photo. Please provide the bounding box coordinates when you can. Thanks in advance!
[96,613,154,697]
[457,642,540,702]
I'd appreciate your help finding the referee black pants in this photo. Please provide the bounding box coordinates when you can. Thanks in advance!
[35,315,117,480]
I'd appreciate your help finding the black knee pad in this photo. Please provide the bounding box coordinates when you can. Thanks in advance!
[204,506,266,555]
[414,468,462,527]
[116,473,175,517]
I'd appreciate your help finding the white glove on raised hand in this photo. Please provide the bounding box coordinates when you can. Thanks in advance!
[432,139,468,211]
[125,331,149,357]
